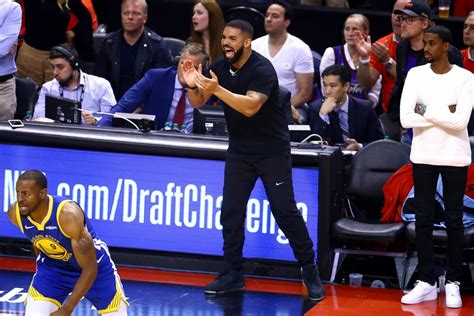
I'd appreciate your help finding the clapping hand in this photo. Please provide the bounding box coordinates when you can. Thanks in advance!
[181,59,200,89]
[195,69,219,95]
[372,41,390,64]
[353,30,372,60]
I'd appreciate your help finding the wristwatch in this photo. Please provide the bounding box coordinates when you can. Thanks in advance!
[416,104,427,116]
[384,58,394,69]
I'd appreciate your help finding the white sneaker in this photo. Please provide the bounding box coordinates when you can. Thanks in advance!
[445,281,462,308]
[401,280,438,304]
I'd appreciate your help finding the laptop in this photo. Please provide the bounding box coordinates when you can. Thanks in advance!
[45,94,82,124]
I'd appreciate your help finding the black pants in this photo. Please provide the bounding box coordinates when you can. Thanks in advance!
[221,152,315,271]
[412,163,467,284]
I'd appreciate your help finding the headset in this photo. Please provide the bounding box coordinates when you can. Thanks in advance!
[51,46,80,70]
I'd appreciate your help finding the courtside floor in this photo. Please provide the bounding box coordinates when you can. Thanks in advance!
[0,257,473,315]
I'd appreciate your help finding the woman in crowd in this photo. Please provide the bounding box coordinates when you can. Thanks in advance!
[16,0,92,86]
[319,13,381,107]
[188,0,225,63]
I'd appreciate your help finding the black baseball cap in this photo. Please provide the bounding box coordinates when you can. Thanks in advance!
[394,1,432,20]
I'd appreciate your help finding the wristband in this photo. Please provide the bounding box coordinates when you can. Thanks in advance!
[359,56,371,65]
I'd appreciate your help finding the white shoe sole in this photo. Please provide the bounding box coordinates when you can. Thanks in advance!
[401,292,438,304]
[446,301,462,309]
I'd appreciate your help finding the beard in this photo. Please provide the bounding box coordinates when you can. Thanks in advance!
[225,45,244,65]
[57,70,76,86]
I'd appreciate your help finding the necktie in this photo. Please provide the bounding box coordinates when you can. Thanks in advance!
[173,88,186,127]
[338,108,349,141]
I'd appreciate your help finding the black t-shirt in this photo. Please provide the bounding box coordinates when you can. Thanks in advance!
[209,51,289,157]
[118,35,141,100]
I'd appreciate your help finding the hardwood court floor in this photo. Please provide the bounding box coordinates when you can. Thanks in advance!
[0,256,473,315]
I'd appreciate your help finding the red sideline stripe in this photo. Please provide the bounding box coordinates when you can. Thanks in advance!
[0,257,305,296]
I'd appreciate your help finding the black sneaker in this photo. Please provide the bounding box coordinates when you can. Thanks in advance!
[301,264,325,301]
[204,270,245,294]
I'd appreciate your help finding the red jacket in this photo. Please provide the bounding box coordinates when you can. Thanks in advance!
[380,164,474,223]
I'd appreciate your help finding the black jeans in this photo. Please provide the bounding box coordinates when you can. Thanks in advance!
[412,163,467,284]
[221,152,315,271]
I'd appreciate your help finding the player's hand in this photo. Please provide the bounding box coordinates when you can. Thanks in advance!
[195,69,219,94]
[181,59,200,89]
[82,112,97,125]
[319,96,338,115]
[372,41,390,64]
[353,30,371,59]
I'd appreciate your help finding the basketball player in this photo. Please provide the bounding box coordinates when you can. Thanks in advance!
[7,170,128,315]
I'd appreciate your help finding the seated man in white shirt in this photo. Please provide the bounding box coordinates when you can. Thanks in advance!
[252,0,314,124]
[33,44,116,125]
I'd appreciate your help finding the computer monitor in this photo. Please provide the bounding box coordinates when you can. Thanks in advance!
[193,105,228,136]
[45,94,82,124]
[112,112,156,131]
[289,125,312,142]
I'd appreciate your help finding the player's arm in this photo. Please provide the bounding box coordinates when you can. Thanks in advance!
[54,202,98,315]
[195,69,267,117]
[7,203,19,227]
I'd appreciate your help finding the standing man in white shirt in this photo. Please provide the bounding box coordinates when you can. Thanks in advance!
[252,0,314,124]
[33,44,116,125]
[400,25,473,309]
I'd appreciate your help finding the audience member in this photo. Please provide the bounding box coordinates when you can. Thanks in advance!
[68,0,99,32]
[355,0,408,113]
[33,44,116,125]
[182,19,325,302]
[320,13,381,108]
[16,0,92,86]
[189,0,225,63]
[253,0,314,124]
[0,0,21,120]
[98,43,208,132]
[387,1,464,141]
[94,0,174,100]
[400,25,473,309]
[299,0,349,7]
[461,11,474,72]
[308,64,383,151]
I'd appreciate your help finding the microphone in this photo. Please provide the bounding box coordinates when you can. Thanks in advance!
[76,109,142,131]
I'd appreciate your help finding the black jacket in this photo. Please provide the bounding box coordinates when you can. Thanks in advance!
[94,26,173,100]
[308,96,384,146]
[387,39,464,124]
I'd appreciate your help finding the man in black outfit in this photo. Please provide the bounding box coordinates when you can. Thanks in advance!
[182,19,325,301]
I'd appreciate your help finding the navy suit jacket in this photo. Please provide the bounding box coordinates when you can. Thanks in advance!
[307,96,384,145]
[98,67,177,129]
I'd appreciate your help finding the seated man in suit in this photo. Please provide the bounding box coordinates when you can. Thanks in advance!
[308,64,383,151]
[98,43,208,132]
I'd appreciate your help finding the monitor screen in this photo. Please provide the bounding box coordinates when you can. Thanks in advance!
[193,105,228,136]
[45,94,82,124]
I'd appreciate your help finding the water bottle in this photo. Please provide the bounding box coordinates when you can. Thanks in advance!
[180,123,188,134]
[163,121,172,131]
[24,110,33,121]
[172,122,180,132]
[370,280,385,288]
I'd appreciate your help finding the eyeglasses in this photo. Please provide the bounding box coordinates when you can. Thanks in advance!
[121,11,143,18]
[464,24,474,32]
[397,16,425,25]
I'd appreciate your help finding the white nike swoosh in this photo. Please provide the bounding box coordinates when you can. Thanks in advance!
[276,182,284,186]
[25,225,35,229]
[97,254,105,263]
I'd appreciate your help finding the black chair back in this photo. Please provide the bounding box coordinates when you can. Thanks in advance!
[163,37,186,65]
[14,76,38,120]
[347,139,411,202]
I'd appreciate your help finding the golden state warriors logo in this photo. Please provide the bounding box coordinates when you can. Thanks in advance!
[33,238,73,261]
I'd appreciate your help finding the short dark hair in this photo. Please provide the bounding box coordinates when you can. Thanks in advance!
[321,64,351,85]
[268,0,293,21]
[18,170,47,189]
[49,43,80,70]
[226,19,254,39]
[425,25,452,43]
